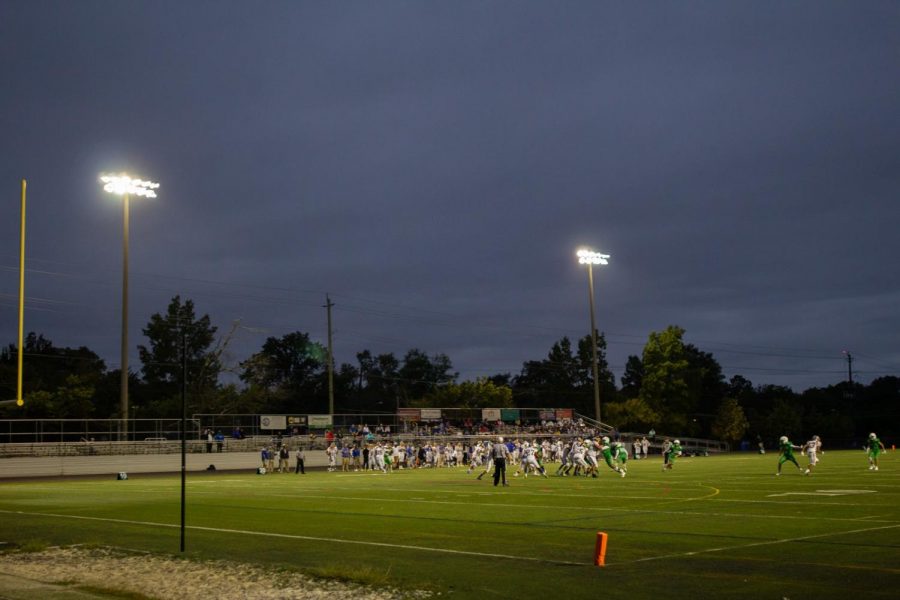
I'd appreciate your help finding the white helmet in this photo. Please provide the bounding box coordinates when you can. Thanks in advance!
[498,436,504,443]
[601,436,610,444]
[869,433,877,440]
[779,436,788,444]
[674,440,680,445]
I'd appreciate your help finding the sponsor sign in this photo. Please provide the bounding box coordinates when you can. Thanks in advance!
[260,415,286,430]
[398,408,421,421]
[287,415,308,425]
[500,408,520,422]
[555,409,573,420]
[539,410,556,421]
[420,408,442,421]
[482,408,501,421]
[308,414,333,429]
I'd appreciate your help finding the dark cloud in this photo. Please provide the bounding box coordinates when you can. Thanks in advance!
[1,2,898,392]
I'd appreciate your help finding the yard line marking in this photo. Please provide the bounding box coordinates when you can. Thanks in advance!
[0,509,590,567]
[616,523,900,566]
[767,489,876,498]
[712,498,894,507]
[184,491,899,525]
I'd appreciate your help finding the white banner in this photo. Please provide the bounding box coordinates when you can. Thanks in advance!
[482,408,501,421]
[308,414,334,429]
[260,415,287,430]
[420,409,442,421]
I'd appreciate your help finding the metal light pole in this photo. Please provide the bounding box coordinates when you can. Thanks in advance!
[180,321,187,553]
[101,174,159,440]
[16,180,27,407]
[577,248,610,423]
[324,295,335,415]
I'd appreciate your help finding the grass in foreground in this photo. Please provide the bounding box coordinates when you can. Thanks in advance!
[0,450,897,599]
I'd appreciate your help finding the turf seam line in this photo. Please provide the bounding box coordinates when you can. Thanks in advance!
[614,522,900,566]
[0,509,591,568]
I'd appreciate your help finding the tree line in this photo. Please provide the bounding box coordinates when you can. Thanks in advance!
[1,296,897,444]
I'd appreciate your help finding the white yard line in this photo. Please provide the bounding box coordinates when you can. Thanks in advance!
[617,523,900,566]
[183,490,899,525]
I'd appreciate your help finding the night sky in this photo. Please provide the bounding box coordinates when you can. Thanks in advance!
[1,2,898,391]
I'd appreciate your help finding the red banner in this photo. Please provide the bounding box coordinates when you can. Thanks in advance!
[397,408,420,421]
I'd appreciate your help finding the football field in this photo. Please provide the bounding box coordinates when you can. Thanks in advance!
[0,450,897,598]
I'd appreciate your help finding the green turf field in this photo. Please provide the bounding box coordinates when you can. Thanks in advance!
[0,450,897,599]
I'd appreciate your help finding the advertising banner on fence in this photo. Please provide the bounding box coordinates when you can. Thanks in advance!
[539,410,556,421]
[420,409,442,421]
[500,408,520,422]
[398,408,421,421]
[260,415,286,430]
[308,414,333,429]
[482,408,501,421]
[555,409,573,420]
[287,416,307,426]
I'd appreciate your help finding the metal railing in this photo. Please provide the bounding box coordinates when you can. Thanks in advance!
[0,418,202,445]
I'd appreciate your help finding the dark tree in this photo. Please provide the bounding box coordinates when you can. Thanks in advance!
[138,296,220,416]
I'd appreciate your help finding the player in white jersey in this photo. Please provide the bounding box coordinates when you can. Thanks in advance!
[804,435,820,475]
[467,444,483,474]
[584,439,600,478]
[326,443,338,472]
[556,441,572,476]
[392,444,403,469]
[475,441,495,480]
[569,439,589,476]
[373,443,387,473]
[521,442,549,478]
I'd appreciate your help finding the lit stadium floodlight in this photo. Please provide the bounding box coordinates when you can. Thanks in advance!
[100,172,159,441]
[100,174,159,198]
[575,247,609,424]
[577,248,610,265]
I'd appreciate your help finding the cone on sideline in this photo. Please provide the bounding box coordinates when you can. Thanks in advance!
[594,531,608,566]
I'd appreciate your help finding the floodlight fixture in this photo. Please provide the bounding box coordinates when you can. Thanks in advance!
[100,174,159,198]
[577,248,610,265]
[99,172,159,441]
[575,246,609,423]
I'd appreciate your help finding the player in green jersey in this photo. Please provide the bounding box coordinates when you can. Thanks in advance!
[663,440,682,471]
[776,436,803,475]
[600,437,626,477]
[613,441,629,476]
[866,433,886,471]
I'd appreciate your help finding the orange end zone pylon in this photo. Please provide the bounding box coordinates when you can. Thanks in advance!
[594,531,608,566]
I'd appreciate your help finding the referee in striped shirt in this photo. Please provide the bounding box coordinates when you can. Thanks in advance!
[492,436,510,487]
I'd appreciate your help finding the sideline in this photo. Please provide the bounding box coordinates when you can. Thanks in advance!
[0,509,590,568]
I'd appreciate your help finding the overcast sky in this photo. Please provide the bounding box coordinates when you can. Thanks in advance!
[1,1,898,392]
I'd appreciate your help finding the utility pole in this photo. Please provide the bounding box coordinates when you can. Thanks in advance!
[844,350,853,385]
[324,295,335,415]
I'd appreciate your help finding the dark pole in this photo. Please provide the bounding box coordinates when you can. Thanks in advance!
[324,295,335,415]
[120,194,130,440]
[180,322,187,553]
[846,351,853,385]
[586,263,601,423]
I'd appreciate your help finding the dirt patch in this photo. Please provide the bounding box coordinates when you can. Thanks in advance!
[0,546,431,599]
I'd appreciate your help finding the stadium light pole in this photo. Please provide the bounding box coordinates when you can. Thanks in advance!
[576,248,610,424]
[100,174,159,440]
[16,180,27,407]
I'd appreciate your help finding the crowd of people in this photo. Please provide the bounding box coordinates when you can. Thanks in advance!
[302,435,686,480]
[246,419,888,480]
[299,430,888,480]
